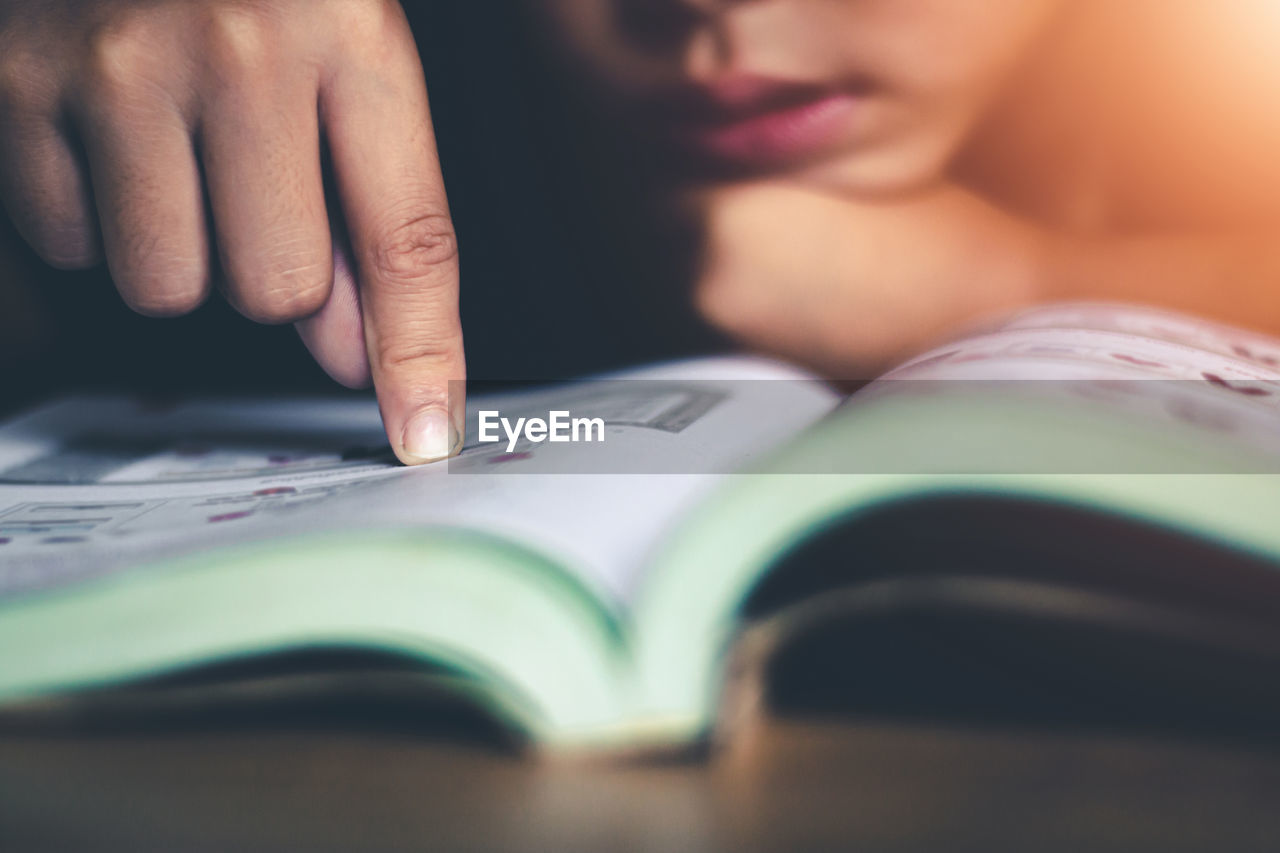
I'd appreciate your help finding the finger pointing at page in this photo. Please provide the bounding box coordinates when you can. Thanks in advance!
[320,3,465,466]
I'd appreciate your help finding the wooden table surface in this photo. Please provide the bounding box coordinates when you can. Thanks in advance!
[3,711,1278,853]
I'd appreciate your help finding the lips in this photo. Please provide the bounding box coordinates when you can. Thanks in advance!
[658,76,867,167]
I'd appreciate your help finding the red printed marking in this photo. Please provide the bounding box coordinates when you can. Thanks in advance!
[1203,373,1272,396]
[253,487,298,497]
[1231,344,1280,367]
[1111,353,1166,368]
[209,511,253,523]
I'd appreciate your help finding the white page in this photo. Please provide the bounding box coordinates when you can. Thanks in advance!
[879,302,1280,459]
[0,357,839,607]
[891,302,1280,382]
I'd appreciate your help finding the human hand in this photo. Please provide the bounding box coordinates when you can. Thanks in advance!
[0,0,463,463]
[694,181,1046,377]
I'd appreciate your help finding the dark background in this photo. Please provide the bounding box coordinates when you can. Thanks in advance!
[0,2,726,417]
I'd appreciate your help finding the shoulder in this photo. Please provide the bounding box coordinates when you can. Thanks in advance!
[960,0,1280,231]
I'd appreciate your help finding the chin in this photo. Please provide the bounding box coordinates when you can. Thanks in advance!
[790,126,965,198]
[793,149,949,198]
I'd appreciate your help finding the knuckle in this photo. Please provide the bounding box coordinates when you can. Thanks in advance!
[33,228,100,271]
[372,212,459,282]
[326,0,403,55]
[113,237,209,317]
[227,240,333,323]
[202,6,275,81]
[375,333,460,373]
[82,15,160,99]
[235,278,332,325]
[122,284,207,318]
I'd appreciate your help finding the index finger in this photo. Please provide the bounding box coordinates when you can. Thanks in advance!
[321,7,464,465]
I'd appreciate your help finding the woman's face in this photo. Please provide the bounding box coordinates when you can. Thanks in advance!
[530,0,1062,193]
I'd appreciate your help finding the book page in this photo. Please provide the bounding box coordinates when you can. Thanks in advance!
[891,302,1280,381]
[0,357,839,608]
[874,302,1280,458]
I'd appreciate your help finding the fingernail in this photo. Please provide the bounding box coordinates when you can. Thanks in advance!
[401,406,459,464]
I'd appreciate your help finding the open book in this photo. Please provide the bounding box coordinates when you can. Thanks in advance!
[4,303,1280,750]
